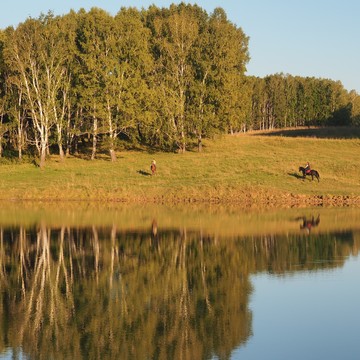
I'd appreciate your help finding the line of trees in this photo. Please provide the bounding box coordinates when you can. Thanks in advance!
[248,74,360,131]
[0,3,359,166]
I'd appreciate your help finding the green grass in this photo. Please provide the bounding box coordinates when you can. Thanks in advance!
[1,128,359,206]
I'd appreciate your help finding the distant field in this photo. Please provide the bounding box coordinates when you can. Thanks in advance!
[0,127,359,207]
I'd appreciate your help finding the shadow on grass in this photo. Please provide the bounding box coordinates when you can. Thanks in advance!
[250,126,360,139]
[288,172,306,180]
[137,170,151,176]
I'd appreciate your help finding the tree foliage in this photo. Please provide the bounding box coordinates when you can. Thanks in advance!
[0,4,358,163]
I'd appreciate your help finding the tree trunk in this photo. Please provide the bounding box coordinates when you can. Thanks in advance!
[18,145,22,160]
[179,130,186,153]
[91,116,97,161]
[40,140,47,168]
[107,102,117,162]
[45,129,50,156]
[17,124,23,161]
[57,124,65,161]
[198,134,202,152]
[175,124,186,153]
[109,148,117,162]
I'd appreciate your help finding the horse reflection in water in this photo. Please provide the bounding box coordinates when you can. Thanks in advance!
[296,215,320,234]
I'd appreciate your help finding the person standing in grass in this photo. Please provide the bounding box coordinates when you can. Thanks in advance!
[151,160,157,175]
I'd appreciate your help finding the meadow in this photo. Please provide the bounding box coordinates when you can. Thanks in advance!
[1,127,359,207]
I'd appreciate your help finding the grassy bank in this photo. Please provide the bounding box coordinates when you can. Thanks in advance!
[1,128,359,207]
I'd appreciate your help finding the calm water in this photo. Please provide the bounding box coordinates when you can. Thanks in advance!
[0,204,359,360]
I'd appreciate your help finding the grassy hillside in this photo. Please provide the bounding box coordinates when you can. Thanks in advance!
[0,128,359,207]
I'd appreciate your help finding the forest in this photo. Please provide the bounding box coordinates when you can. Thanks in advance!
[0,3,359,167]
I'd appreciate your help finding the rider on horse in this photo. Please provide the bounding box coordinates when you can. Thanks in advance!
[299,162,319,182]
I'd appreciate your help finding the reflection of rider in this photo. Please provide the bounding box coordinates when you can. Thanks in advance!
[299,215,320,234]
[152,219,158,238]
[151,219,159,250]
[304,162,311,174]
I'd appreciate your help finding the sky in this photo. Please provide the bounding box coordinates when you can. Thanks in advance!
[1,0,359,93]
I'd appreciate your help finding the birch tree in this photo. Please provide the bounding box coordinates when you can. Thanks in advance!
[76,8,113,160]
[208,8,249,134]
[107,8,153,161]
[187,11,217,152]
[4,14,72,167]
[153,4,199,152]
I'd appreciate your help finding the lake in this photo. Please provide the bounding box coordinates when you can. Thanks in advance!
[0,203,359,360]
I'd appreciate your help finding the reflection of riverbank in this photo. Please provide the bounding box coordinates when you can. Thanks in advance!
[0,221,358,360]
[0,224,254,360]
[0,202,360,238]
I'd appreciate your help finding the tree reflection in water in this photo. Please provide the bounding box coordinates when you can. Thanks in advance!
[0,220,358,360]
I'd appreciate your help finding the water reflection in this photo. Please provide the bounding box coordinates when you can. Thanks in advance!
[0,211,359,360]
[296,214,320,234]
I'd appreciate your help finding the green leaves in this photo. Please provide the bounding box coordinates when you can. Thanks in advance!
[0,4,358,161]
[246,73,358,130]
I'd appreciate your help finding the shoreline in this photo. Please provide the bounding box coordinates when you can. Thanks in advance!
[1,191,360,209]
